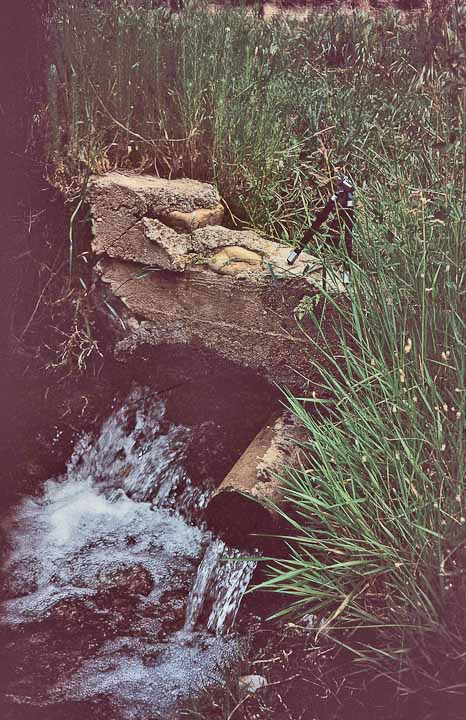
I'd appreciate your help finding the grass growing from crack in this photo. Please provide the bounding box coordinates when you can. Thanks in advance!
[42,0,466,715]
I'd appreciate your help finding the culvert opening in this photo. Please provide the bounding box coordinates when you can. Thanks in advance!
[0,343,282,719]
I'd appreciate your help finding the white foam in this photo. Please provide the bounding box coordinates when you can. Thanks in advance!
[1,387,252,717]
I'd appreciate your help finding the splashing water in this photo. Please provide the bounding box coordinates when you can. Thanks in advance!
[184,539,256,635]
[0,387,257,719]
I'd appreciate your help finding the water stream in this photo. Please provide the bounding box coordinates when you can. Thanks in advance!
[0,386,258,719]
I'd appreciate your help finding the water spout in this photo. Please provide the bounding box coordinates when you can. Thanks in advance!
[184,538,257,636]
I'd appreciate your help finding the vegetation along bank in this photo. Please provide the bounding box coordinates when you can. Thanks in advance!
[7,0,466,717]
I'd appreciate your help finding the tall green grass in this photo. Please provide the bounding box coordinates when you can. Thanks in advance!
[44,2,465,226]
[251,6,465,709]
[43,0,466,714]
[260,162,465,712]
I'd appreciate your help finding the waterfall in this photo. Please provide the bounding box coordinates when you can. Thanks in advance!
[207,549,256,635]
[0,386,257,719]
[184,538,226,633]
[184,538,257,636]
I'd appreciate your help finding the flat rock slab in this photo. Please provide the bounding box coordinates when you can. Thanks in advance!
[89,172,222,215]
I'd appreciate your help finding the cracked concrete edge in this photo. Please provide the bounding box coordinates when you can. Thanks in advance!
[88,171,222,215]
[88,172,328,284]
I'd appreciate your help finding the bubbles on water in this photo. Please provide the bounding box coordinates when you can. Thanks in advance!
[49,632,242,719]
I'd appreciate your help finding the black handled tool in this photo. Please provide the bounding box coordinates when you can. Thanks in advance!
[287,175,355,284]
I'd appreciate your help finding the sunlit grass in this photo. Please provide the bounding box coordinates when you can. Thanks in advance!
[45,2,465,229]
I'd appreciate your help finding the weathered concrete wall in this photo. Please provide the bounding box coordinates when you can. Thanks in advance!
[89,171,337,390]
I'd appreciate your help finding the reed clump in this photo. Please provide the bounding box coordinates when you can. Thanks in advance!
[44,2,465,226]
[43,1,465,715]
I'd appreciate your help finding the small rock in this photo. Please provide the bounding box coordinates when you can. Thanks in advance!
[207,245,262,276]
[302,612,318,629]
[238,674,267,695]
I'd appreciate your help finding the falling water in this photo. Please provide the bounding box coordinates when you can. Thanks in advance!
[0,387,258,719]
[184,539,256,635]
